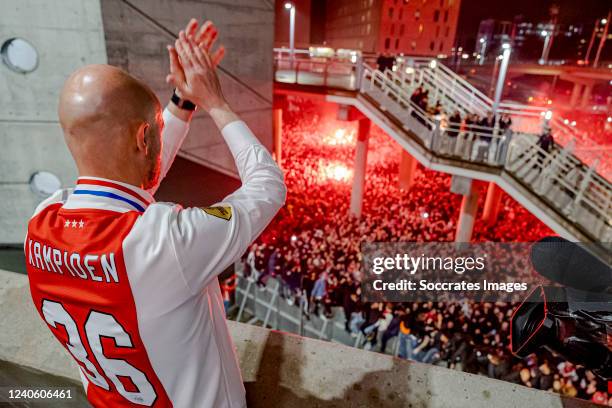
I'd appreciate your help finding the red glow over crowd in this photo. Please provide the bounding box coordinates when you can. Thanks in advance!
[242,97,609,404]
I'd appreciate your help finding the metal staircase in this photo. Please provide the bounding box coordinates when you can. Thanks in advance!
[274,51,611,259]
[390,56,609,162]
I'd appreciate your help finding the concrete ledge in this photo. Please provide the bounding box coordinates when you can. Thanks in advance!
[0,270,593,407]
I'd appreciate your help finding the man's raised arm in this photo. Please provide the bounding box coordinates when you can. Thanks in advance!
[148,19,226,194]
[160,29,286,292]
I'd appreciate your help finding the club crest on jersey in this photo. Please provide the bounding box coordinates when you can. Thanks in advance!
[201,206,232,221]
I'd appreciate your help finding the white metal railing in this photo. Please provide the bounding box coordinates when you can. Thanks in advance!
[274,56,358,90]
[360,64,611,242]
[393,57,611,172]
[272,51,612,243]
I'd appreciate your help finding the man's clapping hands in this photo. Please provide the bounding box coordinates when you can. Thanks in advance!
[167,19,238,128]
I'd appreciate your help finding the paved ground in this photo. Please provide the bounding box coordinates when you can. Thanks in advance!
[0,249,25,275]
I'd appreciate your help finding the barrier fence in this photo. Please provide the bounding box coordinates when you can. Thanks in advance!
[230,266,405,358]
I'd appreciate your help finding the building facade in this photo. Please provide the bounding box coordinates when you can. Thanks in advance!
[324,0,461,56]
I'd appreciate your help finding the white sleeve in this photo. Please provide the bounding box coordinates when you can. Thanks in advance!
[147,108,190,195]
[167,120,286,293]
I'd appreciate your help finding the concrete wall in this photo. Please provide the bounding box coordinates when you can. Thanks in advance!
[100,0,275,178]
[0,0,107,244]
[0,0,275,244]
[0,269,593,408]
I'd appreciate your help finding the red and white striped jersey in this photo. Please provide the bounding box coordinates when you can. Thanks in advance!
[24,109,286,407]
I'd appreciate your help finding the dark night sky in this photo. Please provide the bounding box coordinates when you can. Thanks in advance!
[455,0,611,50]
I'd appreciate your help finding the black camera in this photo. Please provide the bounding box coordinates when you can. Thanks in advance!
[510,237,612,379]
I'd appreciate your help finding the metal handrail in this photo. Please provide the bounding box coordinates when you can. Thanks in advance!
[394,57,610,174]
[274,52,611,241]
[361,64,611,236]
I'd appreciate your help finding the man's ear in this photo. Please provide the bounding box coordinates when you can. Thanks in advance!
[135,122,151,154]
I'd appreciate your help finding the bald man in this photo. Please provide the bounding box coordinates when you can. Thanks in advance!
[24,20,285,408]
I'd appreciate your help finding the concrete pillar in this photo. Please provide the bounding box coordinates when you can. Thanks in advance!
[398,150,418,191]
[580,84,593,108]
[569,83,582,108]
[350,119,371,218]
[273,108,283,166]
[482,182,503,225]
[455,180,479,243]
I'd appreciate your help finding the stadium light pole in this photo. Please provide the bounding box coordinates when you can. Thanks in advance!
[539,30,551,65]
[479,37,487,65]
[492,43,512,118]
[593,13,610,68]
[284,2,296,69]
[584,19,600,64]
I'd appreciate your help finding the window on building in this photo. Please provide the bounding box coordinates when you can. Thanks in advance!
[385,37,391,49]
[389,7,394,18]
[395,38,400,49]
[367,23,372,34]
[434,10,440,22]
[419,23,424,35]
[445,26,450,37]
[444,10,449,23]
[399,8,403,20]
[440,0,444,6]
[411,40,417,50]
[415,9,420,20]
[430,41,435,51]
[439,41,444,51]
[400,24,405,35]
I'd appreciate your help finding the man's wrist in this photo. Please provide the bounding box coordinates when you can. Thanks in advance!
[171,90,196,111]
[167,91,194,122]
[209,103,239,130]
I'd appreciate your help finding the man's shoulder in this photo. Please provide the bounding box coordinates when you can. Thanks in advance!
[31,188,73,218]
[132,201,180,227]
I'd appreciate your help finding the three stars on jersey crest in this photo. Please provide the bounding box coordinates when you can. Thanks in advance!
[64,219,85,228]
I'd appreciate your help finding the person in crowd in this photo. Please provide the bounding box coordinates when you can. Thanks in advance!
[499,113,512,131]
[310,270,328,316]
[376,53,386,72]
[444,110,462,155]
[533,126,555,172]
[220,275,237,314]
[236,97,606,403]
[380,308,402,353]
[537,127,555,153]
[433,101,443,116]
[246,243,260,281]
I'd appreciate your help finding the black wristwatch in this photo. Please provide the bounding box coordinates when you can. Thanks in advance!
[171,90,196,111]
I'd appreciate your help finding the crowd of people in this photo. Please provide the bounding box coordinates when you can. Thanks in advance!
[407,85,515,164]
[236,97,609,404]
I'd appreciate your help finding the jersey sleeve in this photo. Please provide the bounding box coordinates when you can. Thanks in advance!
[147,108,190,195]
[167,120,286,293]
